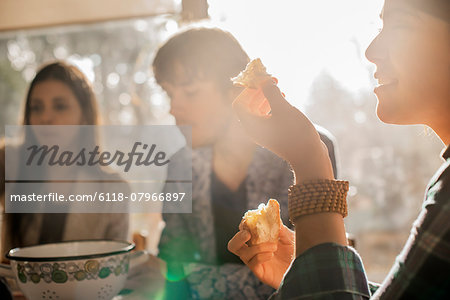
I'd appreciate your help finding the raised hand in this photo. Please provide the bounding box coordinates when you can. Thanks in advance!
[232,79,333,182]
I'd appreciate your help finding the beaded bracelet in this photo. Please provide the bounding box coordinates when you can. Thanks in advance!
[288,179,349,224]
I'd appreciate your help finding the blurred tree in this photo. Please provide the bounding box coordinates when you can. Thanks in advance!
[182,0,209,21]
[0,15,176,135]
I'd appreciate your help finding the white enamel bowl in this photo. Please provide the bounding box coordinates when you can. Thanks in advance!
[5,240,138,300]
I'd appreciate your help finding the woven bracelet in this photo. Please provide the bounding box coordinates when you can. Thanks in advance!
[288,179,349,224]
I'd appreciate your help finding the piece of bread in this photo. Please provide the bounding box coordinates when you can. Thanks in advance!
[231,58,271,89]
[240,199,281,246]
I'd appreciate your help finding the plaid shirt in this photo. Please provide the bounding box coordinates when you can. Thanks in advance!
[271,146,450,299]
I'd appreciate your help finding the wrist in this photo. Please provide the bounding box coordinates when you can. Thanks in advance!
[289,142,334,183]
[294,213,347,256]
[291,160,334,184]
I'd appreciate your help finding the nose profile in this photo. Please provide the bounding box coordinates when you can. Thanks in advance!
[168,90,184,118]
[168,96,178,117]
[169,103,178,118]
[365,33,383,64]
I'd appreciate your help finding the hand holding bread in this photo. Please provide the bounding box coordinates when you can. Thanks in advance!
[228,199,294,289]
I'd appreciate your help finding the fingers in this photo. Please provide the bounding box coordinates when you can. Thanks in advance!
[232,89,254,120]
[260,79,290,114]
[271,77,278,85]
[279,225,295,245]
[238,243,277,264]
[233,88,267,117]
[248,89,266,115]
[228,231,278,267]
[233,88,256,110]
[228,230,251,255]
[258,99,271,116]
[233,89,269,132]
[233,78,289,125]
[248,252,274,269]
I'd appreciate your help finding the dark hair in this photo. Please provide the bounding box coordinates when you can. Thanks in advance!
[23,61,99,125]
[3,62,102,255]
[153,27,250,93]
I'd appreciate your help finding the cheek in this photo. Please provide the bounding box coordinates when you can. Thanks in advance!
[192,98,231,123]
[194,109,230,134]
[67,106,85,125]
[28,114,38,125]
[394,30,449,102]
[28,112,49,126]
[191,107,231,144]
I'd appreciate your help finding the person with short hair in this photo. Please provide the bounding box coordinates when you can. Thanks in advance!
[153,27,338,299]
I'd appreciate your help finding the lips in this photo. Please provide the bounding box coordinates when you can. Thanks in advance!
[377,78,398,86]
[374,72,398,86]
[373,72,398,95]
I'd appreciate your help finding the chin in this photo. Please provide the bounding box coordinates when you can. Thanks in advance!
[376,101,420,126]
[375,95,407,125]
[376,105,397,124]
[374,84,403,124]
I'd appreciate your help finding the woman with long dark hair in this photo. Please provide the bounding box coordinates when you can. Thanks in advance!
[1,61,129,259]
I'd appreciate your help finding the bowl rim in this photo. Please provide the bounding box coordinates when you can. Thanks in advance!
[5,239,135,262]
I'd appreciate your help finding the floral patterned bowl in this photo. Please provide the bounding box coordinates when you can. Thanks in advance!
[5,240,138,300]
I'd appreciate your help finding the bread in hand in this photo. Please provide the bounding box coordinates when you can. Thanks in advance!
[231,58,271,89]
[240,199,281,246]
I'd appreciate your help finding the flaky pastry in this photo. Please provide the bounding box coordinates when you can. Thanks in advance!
[231,58,271,89]
[240,199,281,246]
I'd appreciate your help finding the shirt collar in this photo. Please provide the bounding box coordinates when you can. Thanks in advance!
[441,145,450,160]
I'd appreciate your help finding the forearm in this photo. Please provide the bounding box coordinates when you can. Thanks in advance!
[290,144,348,256]
[293,212,347,256]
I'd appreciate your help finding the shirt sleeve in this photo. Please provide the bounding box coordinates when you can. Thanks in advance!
[316,126,339,179]
[371,161,450,299]
[270,243,371,300]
